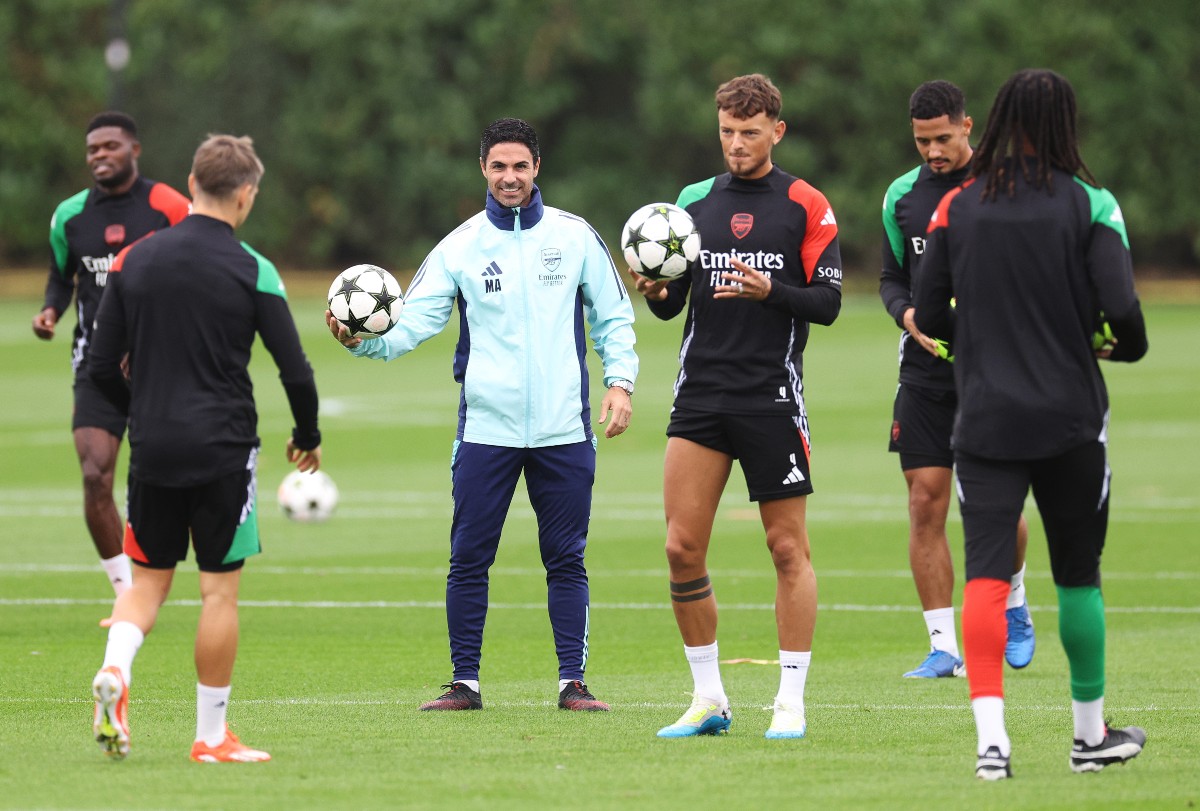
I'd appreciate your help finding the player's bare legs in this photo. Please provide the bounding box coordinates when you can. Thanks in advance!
[1015,515,1029,572]
[196,570,241,686]
[906,466,955,612]
[73,426,123,559]
[657,437,734,737]
[74,425,129,626]
[903,466,1035,675]
[901,465,963,676]
[191,569,267,762]
[760,495,815,738]
[760,496,816,651]
[92,566,172,757]
[110,566,175,634]
[663,437,731,645]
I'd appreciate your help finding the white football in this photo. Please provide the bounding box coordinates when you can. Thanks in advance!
[328,264,404,338]
[277,470,339,523]
[621,202,701,281]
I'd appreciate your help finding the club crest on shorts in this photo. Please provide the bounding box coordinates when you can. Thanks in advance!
[892,420,901,442]
[730,213,753,239]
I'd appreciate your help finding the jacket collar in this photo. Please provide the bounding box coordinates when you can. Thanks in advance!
[485,185,544,231]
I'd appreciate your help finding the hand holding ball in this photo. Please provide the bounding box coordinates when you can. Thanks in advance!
[621,203,700,281]
[328,264,404,339]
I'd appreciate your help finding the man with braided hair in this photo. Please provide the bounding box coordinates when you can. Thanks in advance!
[915,68,1148,780]
[879,80,1034,679]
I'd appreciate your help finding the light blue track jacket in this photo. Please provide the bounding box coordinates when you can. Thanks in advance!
[350,187,638,448]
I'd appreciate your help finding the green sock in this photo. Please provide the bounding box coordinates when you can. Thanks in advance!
[1057,585,1106,702]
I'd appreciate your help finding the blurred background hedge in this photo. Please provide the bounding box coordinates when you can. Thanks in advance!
[2,0,1197,275]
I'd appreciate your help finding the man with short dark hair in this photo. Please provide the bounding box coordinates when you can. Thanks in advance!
[329,117,638,713]
[33,112,190,625]
[915,68,1148,780]
[632,74,842,740]
[880,81,1035,679]
[88,133,321,763]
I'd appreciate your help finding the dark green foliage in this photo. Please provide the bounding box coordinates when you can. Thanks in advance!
[2,0,1198,269]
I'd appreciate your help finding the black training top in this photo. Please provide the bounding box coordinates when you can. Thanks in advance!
[880,162,970,391]
[647,166,842,415]
[89,214,320,486]
[914,164,1148,460]
[44,175,190,373]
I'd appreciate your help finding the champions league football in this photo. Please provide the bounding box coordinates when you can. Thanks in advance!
[327,264,404,338]
[277,469,339,523]
[620,202,701,281]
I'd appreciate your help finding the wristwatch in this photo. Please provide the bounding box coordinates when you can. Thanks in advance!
[608,379,634,396]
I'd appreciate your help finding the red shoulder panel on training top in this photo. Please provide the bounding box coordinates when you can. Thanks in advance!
[148,182,191,226]
[927,177,975,234]
[788,178,838,283]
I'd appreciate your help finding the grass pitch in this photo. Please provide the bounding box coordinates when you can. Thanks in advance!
[0,277,1196,810]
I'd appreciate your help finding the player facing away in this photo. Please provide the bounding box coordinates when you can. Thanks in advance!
[31,112,189,625]
[914,69,1148,780]
[631,74,841,739]
[880,81,1035,679]
[87,134,322,762]
[328,118,638,712]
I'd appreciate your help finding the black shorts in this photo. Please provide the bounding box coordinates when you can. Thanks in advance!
[123,454,260,573]
[72,371,127,438]
[888,383,955,470]
[667,407,814,502]
[955,441,1109,586]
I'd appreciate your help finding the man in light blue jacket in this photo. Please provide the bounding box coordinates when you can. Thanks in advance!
[328,118,637,712]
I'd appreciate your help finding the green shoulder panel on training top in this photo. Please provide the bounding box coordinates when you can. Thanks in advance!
[676,177,716,210]
[49,189,90,275]
[1074,176,1129,250]
[241,241,288,299]
[882,166,921,268]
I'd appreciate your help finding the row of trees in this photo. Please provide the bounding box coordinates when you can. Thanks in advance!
[2,0,1197,273]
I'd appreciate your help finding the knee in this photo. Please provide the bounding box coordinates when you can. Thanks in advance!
[81,469,114,499]
[767,532,811,575]
[200,589,238,613]
[79,456,116,495]
[908,483,948,526]
[664,533,706,573]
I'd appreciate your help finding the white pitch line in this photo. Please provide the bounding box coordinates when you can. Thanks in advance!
[2,504,1193,523]
[2,597,1197,614]
[0,696,1184,713]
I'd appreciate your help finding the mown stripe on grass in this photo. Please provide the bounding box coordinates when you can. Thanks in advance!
[3,563,1199,580]
[0,696,1186,713]
[2,597,1198,613]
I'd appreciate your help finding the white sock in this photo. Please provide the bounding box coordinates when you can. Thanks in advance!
[1007,563,1027,609]
[1072,697,1106,745]
[971,696,1010,757]
[558,679,577,692]
[776,650,811,707]
[101,554,132,596]
[456,679,480,693]
[923,607,960,658]
[196,683,232,747]
[101,621,144,685]
[684,642,726,705]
